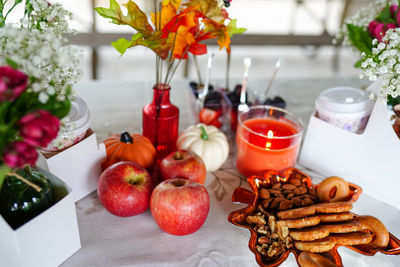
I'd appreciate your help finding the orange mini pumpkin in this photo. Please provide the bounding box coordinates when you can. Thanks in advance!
[101,132,156,171]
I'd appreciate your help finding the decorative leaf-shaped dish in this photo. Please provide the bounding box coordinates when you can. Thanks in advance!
[228,168,400,266]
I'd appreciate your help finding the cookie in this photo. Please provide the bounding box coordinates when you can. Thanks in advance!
[331,231,373,245]
[282,215,321,229]
[314,201,353,214]
[289,225,329,241]
[277,206,316,220]
[319,212,354,223]
[323,219,361,233]
[294,236,336,253]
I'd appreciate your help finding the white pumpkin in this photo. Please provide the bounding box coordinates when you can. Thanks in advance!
[177,124,229,172]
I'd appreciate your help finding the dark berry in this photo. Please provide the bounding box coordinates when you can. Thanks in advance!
[263,95,286,109]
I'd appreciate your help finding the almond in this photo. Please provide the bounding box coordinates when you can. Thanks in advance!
[268,189,282,194]
[302,197,314,206]
[279,200,294,210]
[272,183,282,189]
[282,189,292,195]
[259,188,270,199]
[289,178,301,186]
[293,186,307,195]
[282,184,296,190]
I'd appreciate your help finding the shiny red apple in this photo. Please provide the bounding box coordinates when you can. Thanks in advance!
[159,149,207,184]
[150,178,210,236]
[98,161,154,217]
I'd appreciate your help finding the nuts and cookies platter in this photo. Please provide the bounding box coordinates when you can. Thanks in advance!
[228,168,400,266]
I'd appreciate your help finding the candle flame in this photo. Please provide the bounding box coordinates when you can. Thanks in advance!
[265,130,273,150]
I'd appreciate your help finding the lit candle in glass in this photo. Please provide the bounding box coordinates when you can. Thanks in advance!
[236,106,303,177]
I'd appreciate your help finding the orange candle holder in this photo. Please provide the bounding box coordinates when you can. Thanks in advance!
[236,105,303,176]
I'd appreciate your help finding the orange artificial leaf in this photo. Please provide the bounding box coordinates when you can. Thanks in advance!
[189,42,207,56]
[161,6,198,36]
[151,2,177,30]
[162,0,182,10]
[217,30,231,53]
[202,18,231,52]
[171,25,196,59]
[185,0,228,23]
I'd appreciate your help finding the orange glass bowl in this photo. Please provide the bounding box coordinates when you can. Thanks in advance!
[228,168,400,266]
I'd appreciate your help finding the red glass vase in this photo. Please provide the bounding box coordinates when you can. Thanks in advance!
[143,84,179,160]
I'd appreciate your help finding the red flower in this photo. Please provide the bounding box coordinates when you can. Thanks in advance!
[396,9,400,26]
[0,66,28,102]
[2,141,38,168]
[368,20,396,42]
[19,110,60,148]
[390,4,398,16]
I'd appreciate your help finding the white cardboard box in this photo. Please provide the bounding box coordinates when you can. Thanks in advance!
[0,168,81,267]
[299,81,400,209]
[37,129,106,202]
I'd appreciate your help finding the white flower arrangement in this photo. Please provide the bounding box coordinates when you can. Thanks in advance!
[335,0,396,47]
[0,0,82,104]
[23,0,76,37]
[336,0,400,103]
[360,28,400,101]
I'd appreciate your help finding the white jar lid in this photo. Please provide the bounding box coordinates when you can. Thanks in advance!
[316,87,373,113]
[66,96,91,134]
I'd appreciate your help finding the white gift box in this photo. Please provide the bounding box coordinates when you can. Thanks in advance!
[0,168,81,267]
[299,80,400,209]
[36,129,106,202]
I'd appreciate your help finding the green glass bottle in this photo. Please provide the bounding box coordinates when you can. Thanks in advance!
[0,166,54,229]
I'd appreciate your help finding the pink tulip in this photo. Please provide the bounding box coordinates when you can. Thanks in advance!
[2,141,38,168]
[396,10,400,26]
[0,66,28,102]
[19,110,60,148]
[368,20,379,36]
[368,21,396,42]
[390,4,398,16]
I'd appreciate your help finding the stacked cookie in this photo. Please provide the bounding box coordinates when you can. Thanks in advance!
[277,201,388,252]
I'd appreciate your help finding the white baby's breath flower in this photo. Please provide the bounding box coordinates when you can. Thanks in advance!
[378,42,386,51]
[47,86,55,95]
[361,61,368,68]
[38,92,49,103]
[31,82,41,92]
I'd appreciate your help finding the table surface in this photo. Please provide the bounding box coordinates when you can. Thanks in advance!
[61,77,400,267]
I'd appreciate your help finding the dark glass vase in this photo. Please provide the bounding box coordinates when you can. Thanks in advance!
[143,84,179,160]
[0,166,54,229]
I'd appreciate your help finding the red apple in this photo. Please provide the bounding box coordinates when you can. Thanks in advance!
[98,161,154,217]
[150,178,210,236]
[159,149,207,184]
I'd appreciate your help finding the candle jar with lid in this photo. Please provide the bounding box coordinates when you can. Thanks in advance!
[315,87,374,134]
[42,96,91,152]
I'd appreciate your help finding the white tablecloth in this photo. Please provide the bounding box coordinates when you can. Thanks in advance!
[61,78,400,267]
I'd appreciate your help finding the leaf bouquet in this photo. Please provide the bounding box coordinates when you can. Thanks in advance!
[336,0,400,103]
[96,0,245,85]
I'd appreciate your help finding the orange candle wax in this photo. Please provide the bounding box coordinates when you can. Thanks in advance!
[236,117,301,177]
